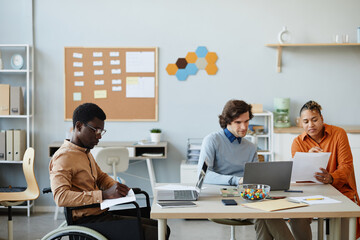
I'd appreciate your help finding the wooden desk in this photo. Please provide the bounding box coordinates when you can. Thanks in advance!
[48,141,168,193]
[151,183,360,240]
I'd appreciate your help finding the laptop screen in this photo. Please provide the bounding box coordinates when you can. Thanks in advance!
[195,160,208,192]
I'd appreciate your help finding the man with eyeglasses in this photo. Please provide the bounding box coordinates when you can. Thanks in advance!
[49,103,170,240]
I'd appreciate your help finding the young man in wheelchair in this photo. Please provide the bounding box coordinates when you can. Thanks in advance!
[49,103,170,240]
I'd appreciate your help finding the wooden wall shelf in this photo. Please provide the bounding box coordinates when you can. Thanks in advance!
[265,43,360,72]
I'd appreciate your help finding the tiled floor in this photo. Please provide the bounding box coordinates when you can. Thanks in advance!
[0,210,324,240]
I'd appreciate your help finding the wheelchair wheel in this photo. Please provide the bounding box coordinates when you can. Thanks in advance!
[41,225,107,240]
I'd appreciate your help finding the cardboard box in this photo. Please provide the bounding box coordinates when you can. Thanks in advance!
[0,84,10,115]
[10,86,24,115]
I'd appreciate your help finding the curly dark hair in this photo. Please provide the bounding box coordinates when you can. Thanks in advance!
[218,100,253,129]
[72,103,106,128]
[299,100,322,116]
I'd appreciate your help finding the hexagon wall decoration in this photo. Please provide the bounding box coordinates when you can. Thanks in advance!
[166,46,218,81]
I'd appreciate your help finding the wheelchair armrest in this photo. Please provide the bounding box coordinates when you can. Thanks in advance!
[132,188,151,210]
[42,187,52,194]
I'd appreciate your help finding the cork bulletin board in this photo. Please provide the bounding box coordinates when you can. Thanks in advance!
[64,47,158,121]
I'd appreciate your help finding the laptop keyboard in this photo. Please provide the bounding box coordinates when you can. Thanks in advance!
[174,190,194,200]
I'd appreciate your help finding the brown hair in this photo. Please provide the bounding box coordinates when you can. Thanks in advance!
[218,100,253,129]
[299,100,322,116]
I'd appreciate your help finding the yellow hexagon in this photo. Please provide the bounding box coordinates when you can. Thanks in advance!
[205,64,218,75]
[185,52,198,64]
[166,64,178,75]
[205,52,218,63]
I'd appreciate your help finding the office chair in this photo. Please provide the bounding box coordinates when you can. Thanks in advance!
[96,147,130,183]
[208,218,253,240]
[42,187,151,240]
[0,148,40,240]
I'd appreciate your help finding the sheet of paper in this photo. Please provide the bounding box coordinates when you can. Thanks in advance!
[94,70,104,75]
[94,90,107,99]
[73,62,83,67]
[110,60,120,65]
[74,81,84,87]
[110,51,119,57]
[73,53,83,59]
[111,69,121,74]
[126,77,154,98]
[94,80,104,85]
[93,52,103,57]
[112,86,122,91]
[74,71,84,77]
[126,51,155,73]
[155,184,196,191]
[288,195,341,205]
[112,79,122,85]
[100,189,136,210]
[73,92,81,101]
[291,152,331,183]
[93,61,103,66]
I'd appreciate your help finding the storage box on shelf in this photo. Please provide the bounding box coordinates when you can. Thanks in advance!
[0,44,34,216]
[186,138,202,164]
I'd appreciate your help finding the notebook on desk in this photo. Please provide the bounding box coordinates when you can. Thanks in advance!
[157,160,208,201]
[243,161,293,190]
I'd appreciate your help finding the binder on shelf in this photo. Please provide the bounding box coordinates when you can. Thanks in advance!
[10,86,24,115]
[0,131,5,160]
[0,84,10,115]
[6,129,14,161]
[186,138,203,164]
[13,129,26,161]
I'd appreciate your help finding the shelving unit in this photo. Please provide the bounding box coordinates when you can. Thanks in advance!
[246,111,274,162]
[266,43,360,72]
[0,44,34,216]
[186,138,202,164]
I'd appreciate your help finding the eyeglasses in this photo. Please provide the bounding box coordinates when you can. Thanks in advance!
[84,123,107,136]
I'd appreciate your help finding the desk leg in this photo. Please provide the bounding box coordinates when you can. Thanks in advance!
[349,217,356,240]
[146,158,156,193]
[329,218,341,240]
[318,218,324,240]
[158,219,167,240]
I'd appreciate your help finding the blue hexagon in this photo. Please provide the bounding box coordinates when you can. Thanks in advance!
[195,46,208,58]
[176,69,188,81]
[185,63,198,75]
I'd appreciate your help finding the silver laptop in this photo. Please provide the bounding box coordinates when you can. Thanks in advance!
[243,161,293,190]
[157,160,208,201]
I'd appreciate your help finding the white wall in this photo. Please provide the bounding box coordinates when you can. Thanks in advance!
[1,0,360,206]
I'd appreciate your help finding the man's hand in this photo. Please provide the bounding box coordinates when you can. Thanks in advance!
[102,183,130,200]
[308,147,323,153]
[314,167,333,184]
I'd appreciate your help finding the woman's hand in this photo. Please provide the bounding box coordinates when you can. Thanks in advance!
[314,167,333,184]
[308,147,323,153]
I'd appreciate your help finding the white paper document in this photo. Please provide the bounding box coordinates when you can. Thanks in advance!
[288,195,341,205]
[126,51,155,73]
[126,77,155,98]
[100,189,136,210]
[291,152,331,183]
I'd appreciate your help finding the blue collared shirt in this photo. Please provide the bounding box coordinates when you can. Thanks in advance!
[224,128,242,144]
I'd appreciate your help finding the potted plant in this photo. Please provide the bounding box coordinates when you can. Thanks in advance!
[150,128,162,143]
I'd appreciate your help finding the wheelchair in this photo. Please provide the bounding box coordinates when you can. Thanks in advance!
[41,187,151,240]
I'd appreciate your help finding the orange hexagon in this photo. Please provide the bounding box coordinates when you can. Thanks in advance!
[205,52,218,63]
[166,64,178,75]
[205,64,218,75]
[185,52,198,64]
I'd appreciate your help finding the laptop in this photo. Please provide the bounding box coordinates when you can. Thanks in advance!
[243,161,293,190]
[157,160,208,201]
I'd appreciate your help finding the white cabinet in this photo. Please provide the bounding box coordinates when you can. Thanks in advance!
[247,111,274,161]
[0,44,34,216]
[347,134,360,195]
[274,133,297,161]
[180,160,198,184]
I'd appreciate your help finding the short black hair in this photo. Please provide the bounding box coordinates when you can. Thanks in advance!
[72,103,106,128]
[218,99,253,129]
[299,100,322,116]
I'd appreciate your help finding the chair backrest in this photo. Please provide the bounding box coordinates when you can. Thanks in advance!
[96,147,129,181]
[23,147,40,200]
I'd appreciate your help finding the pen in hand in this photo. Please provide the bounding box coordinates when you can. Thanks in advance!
[117,176,122,184]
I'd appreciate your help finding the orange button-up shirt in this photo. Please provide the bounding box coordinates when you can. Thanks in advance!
[49,140,116,220]
[291,124,358,202]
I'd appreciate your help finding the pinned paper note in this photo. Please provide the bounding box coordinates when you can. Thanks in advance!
[93,61,103,66]
[112,79,122,85]
[126,77,155,98]
[110,52,119,57]
[73,53,83,58]
[73,62,83,67]
[112,86,122,91]
[94,70,104,75]
[73,92,82,101]
[111,69,121,74]
[94,90,107,99]
[74,71,84,77]
[93,52,103,57]
[110,60,120,65]
[126,51,155,73]
[94,80,104,85]
[74,81,84,87]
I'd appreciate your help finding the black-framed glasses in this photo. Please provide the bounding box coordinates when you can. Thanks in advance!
[84,123,107,136]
